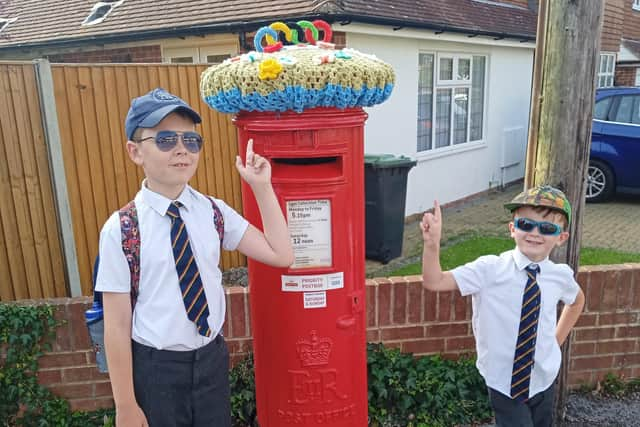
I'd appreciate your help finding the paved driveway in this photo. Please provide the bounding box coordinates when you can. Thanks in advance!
[366,183,640,276]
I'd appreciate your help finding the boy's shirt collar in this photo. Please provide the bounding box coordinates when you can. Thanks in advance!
[140,180,195,216]
[512,247,550,271]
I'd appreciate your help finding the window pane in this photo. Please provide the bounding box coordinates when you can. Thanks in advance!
[614,96,634,123]
[457,58,471,81]
[417,54,434,151]
[470,56,485,141]
[170,56,194,63]
[593,97,612,120]
[206,54,230,63]
[632,97,640,125]
[453,88,469,144]
[607,55,614,72]
[439,57,453,81]
[599,55,606,73]
[435,89,452,148]
[635,69,640,86]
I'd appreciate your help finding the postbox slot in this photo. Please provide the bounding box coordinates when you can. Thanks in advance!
[273,157,337,165]
[271,156,343,180]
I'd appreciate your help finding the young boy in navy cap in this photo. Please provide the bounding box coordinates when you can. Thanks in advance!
[421,185,585,427]
[95,88,293,427]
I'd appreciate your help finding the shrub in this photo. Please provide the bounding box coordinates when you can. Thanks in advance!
[367,343,492,427]
[0,303,114,426]
[230,353,258,427]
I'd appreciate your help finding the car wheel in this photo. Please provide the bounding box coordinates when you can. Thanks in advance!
[586,160,615,202]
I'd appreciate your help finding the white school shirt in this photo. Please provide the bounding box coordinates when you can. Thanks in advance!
[451,248,580,399]
[95,182,249,351]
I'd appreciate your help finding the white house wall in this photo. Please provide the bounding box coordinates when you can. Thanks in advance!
[344,28,534,215]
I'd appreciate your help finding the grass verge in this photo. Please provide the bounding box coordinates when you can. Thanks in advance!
[387,236,640,276]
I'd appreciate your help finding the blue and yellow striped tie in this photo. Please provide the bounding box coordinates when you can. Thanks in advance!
[510,264,541,402]
[167,201,211,337]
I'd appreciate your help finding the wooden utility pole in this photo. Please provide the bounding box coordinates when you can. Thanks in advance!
[525,0,604,420]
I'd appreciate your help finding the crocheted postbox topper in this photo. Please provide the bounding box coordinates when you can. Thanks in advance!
[200,20,395,114]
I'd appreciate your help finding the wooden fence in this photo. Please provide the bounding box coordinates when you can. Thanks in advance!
[0,61,244,300]
[0,62,67,300]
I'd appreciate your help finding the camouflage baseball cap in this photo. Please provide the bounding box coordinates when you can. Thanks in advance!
[504,185,572,225]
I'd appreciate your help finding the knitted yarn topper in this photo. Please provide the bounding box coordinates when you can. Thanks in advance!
[200,20,395,114]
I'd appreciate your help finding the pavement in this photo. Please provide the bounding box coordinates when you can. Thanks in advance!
[365,181,640,277]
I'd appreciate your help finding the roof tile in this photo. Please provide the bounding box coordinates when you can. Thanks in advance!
[0,0,536,49]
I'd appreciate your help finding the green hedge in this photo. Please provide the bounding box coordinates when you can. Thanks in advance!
[229,343,492,427]
[1,304,491,427]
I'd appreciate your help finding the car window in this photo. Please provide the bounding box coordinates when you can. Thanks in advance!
[594,96,612,120]
[613,95,640,124]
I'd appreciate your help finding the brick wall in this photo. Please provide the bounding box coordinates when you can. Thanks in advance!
[601,0,624,52]
[624,0,640,41]
[47,45,162,63]
[333,31,346,49]
[496,0,531,8]
[616,66,638,86]
[6,264,639,412]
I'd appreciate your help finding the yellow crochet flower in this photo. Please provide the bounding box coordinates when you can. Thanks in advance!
[258,58,283,80]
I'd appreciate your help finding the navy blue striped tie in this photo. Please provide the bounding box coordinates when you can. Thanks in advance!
[167,201,211,337]
[510,264,541,401]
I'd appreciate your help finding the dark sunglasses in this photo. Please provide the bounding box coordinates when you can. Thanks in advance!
[135,130,203,153]
[513,217,563,236]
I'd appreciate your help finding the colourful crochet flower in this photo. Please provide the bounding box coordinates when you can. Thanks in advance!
[258,58,283,80]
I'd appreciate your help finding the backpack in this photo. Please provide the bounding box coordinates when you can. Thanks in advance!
[86,197,224,373]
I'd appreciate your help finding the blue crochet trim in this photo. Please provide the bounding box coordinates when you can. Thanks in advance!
[203,83,394,113]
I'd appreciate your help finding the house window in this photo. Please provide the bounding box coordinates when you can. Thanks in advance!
[163,47,232,64]
[635,69,640,86]
[82,1,124,26]
[0,17,17,33]
[417,53,486,152]
[597,53,616,88]
[634,0,640,11]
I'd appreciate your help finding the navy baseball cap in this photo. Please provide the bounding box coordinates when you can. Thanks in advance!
[124,88,202,140]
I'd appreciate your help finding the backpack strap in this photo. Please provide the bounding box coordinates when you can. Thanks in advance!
[116,197,224,312]
[207,196,225,249]
[119,201,140,311]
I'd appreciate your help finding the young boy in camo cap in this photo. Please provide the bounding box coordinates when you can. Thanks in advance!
[420,185,585,427]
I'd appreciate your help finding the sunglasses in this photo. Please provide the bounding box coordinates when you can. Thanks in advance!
[513,217,563,236]
[135,130,203,153]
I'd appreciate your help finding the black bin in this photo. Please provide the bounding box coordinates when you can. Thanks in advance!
[364,154,417,263]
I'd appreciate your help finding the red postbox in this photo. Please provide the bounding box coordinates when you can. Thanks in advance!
[234,107,369,426]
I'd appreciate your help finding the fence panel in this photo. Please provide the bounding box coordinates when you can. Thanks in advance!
[0,62,67,300]
[51,64,244,296]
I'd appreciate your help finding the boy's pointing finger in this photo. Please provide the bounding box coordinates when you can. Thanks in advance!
[246,139,255,166]
[433,200,441,222]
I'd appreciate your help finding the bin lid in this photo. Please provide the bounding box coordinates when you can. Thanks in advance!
[364,154,417,169]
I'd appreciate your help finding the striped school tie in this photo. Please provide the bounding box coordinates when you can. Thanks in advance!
[167,201,211,337]
[510,264,541,402]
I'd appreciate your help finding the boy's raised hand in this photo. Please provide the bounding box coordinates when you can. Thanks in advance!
[235,139,271,187]
[420,200,442,248]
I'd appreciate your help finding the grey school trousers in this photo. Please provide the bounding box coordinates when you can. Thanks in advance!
[132,335,231,427]
[488,382,555,427]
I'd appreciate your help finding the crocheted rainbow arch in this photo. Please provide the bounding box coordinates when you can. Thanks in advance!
[200,20,395,114]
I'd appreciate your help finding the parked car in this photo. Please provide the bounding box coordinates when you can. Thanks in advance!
[589,87,640,202]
